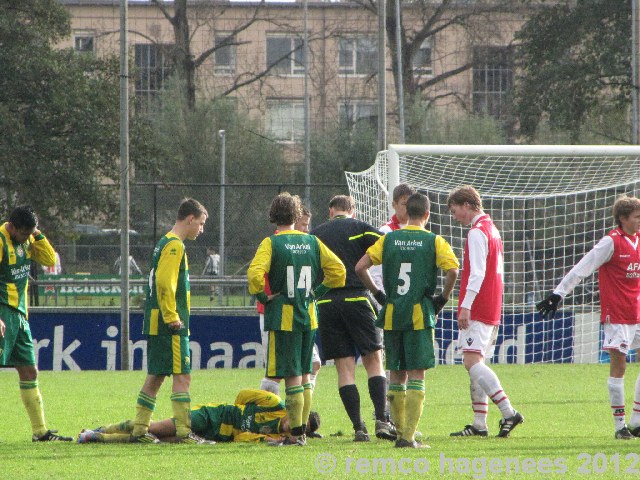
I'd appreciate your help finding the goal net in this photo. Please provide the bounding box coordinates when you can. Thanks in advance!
[346,145,640,364]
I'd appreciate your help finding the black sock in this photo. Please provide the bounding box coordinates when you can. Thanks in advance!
[368,375,388,422]
[339,384,365,431]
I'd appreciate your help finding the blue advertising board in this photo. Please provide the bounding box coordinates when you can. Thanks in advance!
[26,310,577,371]
[28,312,264,371]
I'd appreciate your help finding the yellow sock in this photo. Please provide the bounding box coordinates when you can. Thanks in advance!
[403,380,425,441]
[20,380,47,437]
[132,391,156,437]
[171,392,192,438]
[387,383,407,438]
[302,382,313,432]
[104,420,133,434]
[285,385,305,436]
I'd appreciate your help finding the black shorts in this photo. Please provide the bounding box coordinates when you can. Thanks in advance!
[317,290,383,360]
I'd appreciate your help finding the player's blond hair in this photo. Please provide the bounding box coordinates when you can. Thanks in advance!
[613,195,640,227]
[447,185,483,212]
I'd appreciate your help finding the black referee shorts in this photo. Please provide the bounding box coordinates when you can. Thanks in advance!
[317,290,383,361]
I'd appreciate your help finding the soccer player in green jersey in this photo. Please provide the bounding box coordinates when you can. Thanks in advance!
[248,192,346,446]
[0,206,72,441]
[77,389,320,444]
[356,193,459,448]
[131,198,208,444]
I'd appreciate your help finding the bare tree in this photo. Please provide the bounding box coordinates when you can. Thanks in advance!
[352,0,525,108]
[150,0,273,109]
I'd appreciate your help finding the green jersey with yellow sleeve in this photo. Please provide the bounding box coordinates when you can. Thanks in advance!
[191,389,287,442]
[367,225,459,331]
[247,230,345,332]
[0,223,56,315]
[143,232,190,336]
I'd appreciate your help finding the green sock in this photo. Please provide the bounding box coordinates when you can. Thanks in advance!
[387,383,407,438]
[170,391,192,438]
[403,380,425,441]
[132,391,156,437]
[285,385,305,436]
[302,382,314,432]
[20,380,47,437]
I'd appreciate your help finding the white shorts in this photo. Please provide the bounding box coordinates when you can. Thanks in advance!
[602,323,640,355]
[260,313,321,364]
[457,320,499,359]
[312,344,321,364]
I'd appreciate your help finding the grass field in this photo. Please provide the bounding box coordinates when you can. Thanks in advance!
[1,364,639,479]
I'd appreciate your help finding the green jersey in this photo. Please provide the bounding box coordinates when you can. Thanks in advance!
[143,233,190,336]
[191,389,286,442]
[378,227,438,330]
[0,223,56,315]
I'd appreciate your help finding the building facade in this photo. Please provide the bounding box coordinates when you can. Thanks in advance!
[59,0,530,145]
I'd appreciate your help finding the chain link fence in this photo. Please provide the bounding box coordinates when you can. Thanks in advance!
[48,181,348,279]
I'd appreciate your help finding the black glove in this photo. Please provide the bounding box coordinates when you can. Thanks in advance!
[536,293,562,319]
[431,294,448,315]
[373,289,387,306]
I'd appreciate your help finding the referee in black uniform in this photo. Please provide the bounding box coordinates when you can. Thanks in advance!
[311,195,396,442]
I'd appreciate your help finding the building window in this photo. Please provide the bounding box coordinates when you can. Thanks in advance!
[74,32,95,55]
[338,36,377,75]
[266,35,304,76]
[266,100,304,142]
[339,101,378,129]
[472,46,513,118]
[134,43,173,109]
[413,37,433,76]
[214,34,236,75]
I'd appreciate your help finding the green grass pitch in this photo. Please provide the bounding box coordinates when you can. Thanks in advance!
[1,364,639,479]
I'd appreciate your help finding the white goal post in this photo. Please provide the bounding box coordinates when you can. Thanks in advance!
[346,145,640,364]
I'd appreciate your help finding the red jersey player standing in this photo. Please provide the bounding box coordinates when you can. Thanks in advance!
[538,195,640,440]
[448,185,524,438]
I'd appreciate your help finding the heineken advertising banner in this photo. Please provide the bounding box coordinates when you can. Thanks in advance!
[38,274,145,296]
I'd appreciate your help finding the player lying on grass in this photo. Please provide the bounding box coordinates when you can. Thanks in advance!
[77,389,320,444]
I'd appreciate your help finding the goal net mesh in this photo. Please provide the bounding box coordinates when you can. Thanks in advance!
[346,148,640,364]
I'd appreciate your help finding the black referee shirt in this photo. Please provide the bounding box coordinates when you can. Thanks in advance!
[311,215,382,290]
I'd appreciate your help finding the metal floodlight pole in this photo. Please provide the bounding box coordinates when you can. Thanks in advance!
[119,0,130,370]
[633,0,639,144]
[377,0,387,151]
[303,0,311,208]
[394,0,405,143]
[218,130,226,288]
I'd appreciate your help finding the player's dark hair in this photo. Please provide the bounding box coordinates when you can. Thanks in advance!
[447,185,483,211]
[613,195,640,227]
[9,206,38,230]
[307,411,320,434]
[328,195,355,213]
[177,198,208,220]
[406,193,430,219]
[392,183,417,202]
[269,192,302,226]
